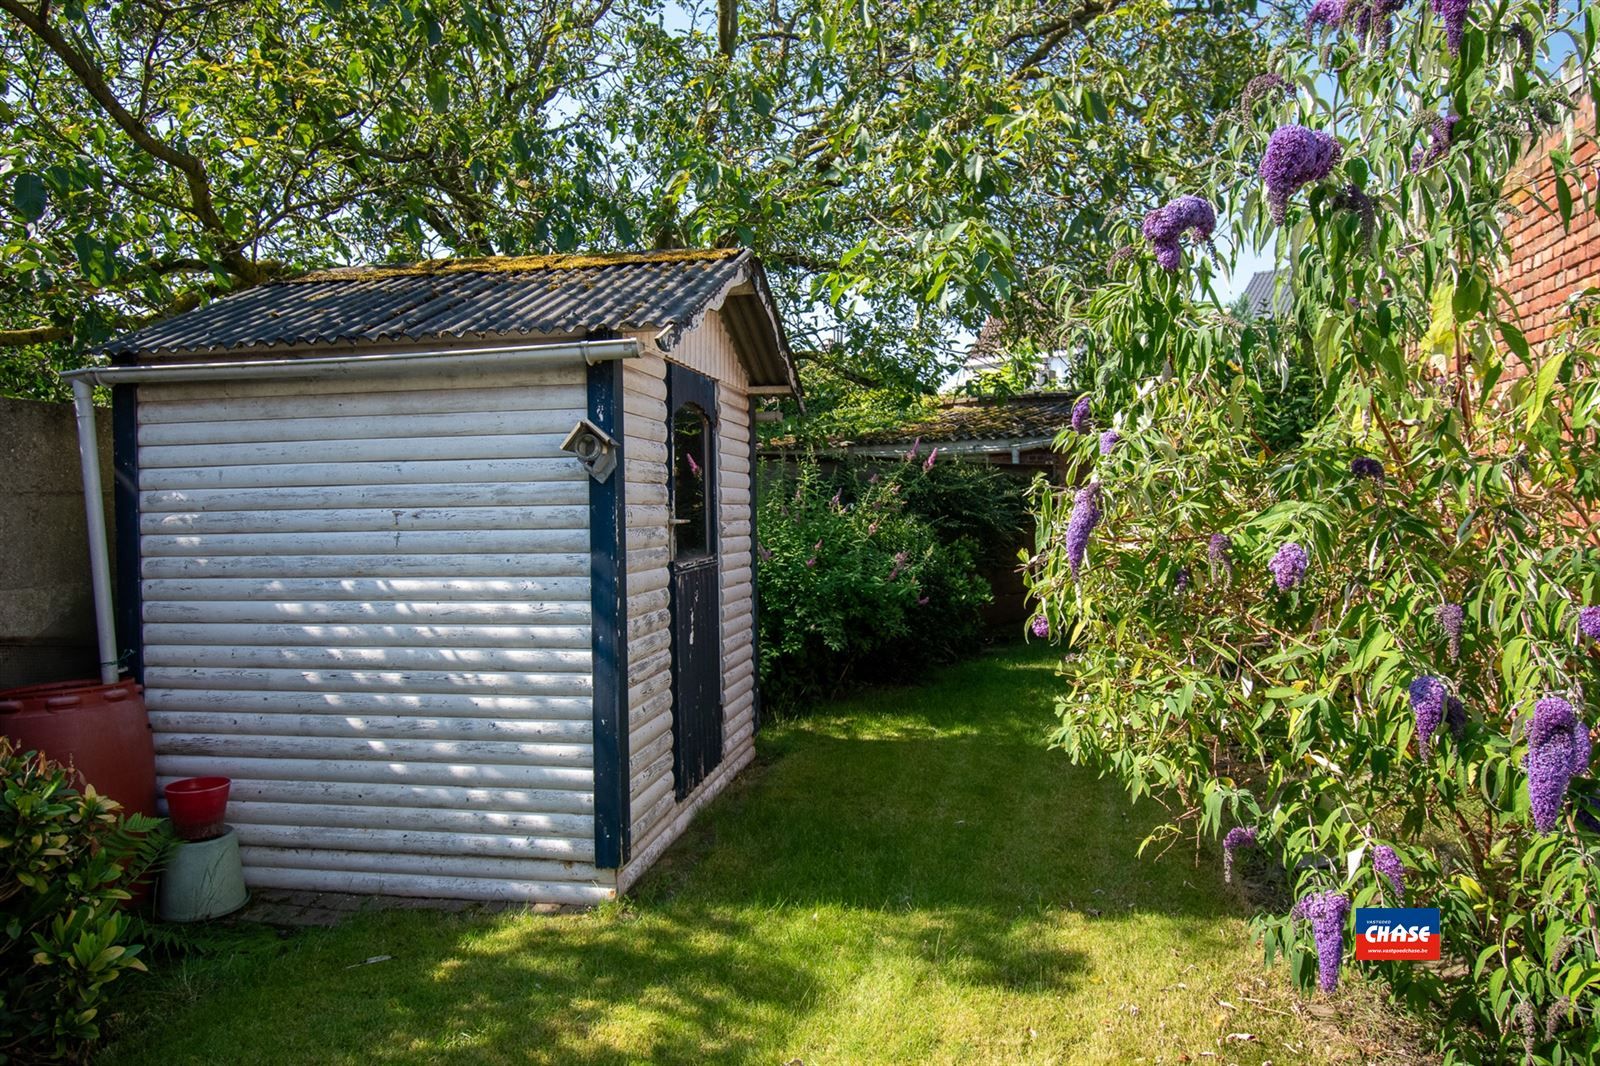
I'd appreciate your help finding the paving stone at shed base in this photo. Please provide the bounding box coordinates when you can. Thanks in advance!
[224,890,579,928]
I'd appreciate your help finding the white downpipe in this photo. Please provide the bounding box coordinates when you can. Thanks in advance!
[63,337,639,688]
[70,379,120,684]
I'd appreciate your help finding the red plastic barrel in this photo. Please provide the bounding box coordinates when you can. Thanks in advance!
[0,679,156,817]
[164,776,231,841]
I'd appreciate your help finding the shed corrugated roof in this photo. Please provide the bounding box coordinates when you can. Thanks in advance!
[102,249,796,389]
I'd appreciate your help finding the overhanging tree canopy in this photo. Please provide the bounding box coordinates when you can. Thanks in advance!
[1,0,1268,404]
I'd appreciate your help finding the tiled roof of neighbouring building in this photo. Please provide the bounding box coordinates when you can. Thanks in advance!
[770,391,1083,450]
[1241,269,1292,319]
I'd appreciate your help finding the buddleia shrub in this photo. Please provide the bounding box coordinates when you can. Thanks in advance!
[756,455,997,711]
[1,739,173,1062]
[1025,1,1600,1059]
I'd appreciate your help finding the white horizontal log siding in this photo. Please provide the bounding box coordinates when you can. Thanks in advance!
[618,312,757,893]
[136,364,615,904]
[620,347,675,853]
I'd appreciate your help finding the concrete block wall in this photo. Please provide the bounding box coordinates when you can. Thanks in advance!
[0,397,113,689]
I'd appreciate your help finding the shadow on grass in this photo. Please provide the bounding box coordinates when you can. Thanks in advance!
[100,642,1249,1066]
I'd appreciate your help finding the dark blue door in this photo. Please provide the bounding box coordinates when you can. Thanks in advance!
[667,364,723,799]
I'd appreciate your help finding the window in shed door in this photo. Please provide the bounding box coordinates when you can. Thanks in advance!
[671,404,712,559]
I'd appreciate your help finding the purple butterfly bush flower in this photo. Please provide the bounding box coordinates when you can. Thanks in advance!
[1269,542,1309,591]
[1292,891,1351,992]
[905,436,922,462]
[1208,533,1232,562]
[757,541,773,562]
[1372,845,1405,900]
[1208,532,1234,583]
[1071,395,1093,434]
[1065,482,1103,579]
[1432,0,1470,53]
[1411,112,1462,171]
[1332,184,1378,248]
[1031,615,1050,639]
[917,596,929,606]
[1409,676,1447,759]
[1363,0,1401,48]
[1306,0,1345,28]
[1222,826,1257,884]
[1141,195,1216,272]
[1350,456,1385,481]
[923,448,939,472]
[1242,72,1293,107]
[1107,243,1137,268]
[887,550,909,581]
[1260,125,1343,224]
[1505,23,1534,64]
[1578,606,1600,642]
[1438,602,1464,661]
[1525,696,1593,833]
[1175,566,1191,596]
[805,557,817,568]
[1099,429,1120,455]
[1446,695,1467,741]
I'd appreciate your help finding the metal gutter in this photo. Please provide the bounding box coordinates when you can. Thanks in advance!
[63,337,640,386]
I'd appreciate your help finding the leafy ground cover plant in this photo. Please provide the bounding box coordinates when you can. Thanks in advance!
[1,738,172,1062]
[1025,1,1600,1059]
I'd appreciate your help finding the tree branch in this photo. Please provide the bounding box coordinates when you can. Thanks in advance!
[1006,0,1129,71]
[0,324,71,347]
[0,0,263,283]
[0,292,202,350]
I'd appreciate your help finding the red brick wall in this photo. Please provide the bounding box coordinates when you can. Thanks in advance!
[1497,101,1600,543]
[1499,97,1600,351]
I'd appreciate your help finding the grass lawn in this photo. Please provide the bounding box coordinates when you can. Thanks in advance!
[101,641,1413,1065]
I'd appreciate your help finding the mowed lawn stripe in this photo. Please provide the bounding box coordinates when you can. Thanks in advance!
[102,642,1388,1065]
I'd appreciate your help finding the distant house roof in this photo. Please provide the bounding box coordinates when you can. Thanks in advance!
[1242,269,1292,319]
[101,249,797,389]
[769,391,1082,456]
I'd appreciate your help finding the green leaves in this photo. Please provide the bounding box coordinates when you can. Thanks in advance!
[12,172,46,222]
[2,739,175,1060]
[1024,5,1600,1054]
[1521,351,1566,430]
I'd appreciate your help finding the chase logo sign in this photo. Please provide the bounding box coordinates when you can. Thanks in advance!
[1354,907,1440,961]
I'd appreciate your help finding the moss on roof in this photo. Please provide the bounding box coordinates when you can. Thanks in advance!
[286,248,744,283]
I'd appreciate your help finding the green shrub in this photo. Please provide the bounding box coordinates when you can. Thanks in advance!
[756,455,1007,711]
[896,452,1033,566]
[1,739,172,1063]
[1246,349,1324,454]
[1023,3,1600,1054]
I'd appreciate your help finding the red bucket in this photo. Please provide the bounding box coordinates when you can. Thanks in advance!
[164,776,230,841]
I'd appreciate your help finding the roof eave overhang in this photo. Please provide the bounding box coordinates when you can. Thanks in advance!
[654,251,803,405]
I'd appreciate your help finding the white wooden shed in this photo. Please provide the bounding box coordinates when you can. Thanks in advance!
[64,249,797,904]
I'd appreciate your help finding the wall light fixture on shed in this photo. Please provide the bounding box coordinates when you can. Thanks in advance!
[562,419,618,482]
